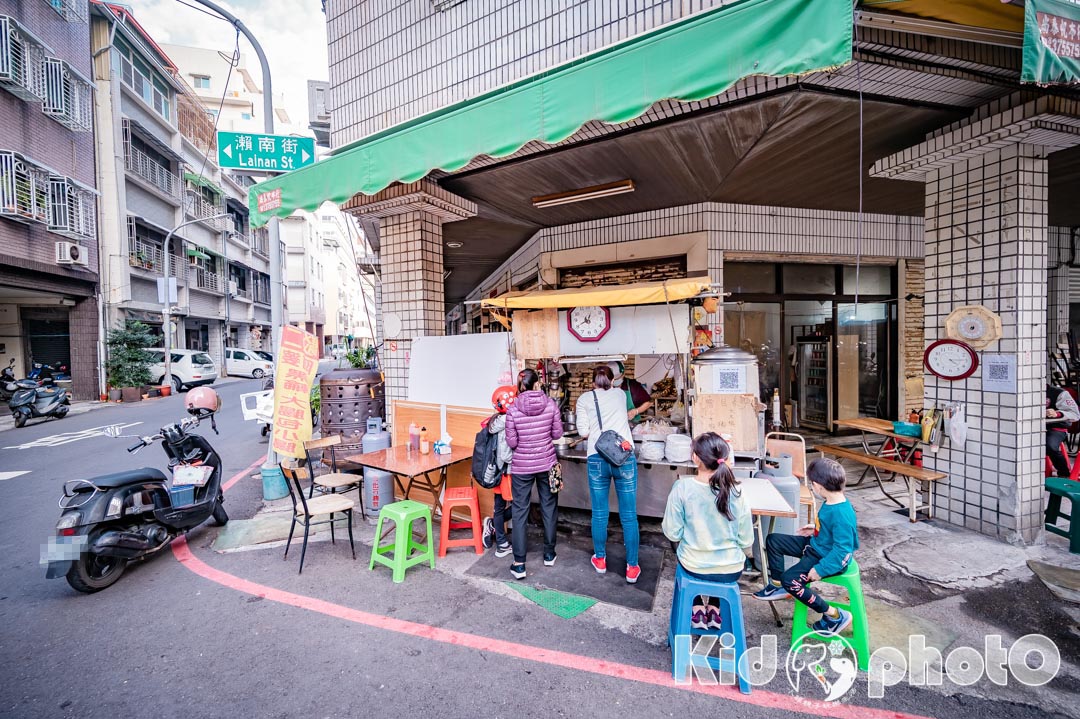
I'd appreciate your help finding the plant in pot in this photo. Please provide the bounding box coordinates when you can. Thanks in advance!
[344,346,377,370]
[105,320,155,403]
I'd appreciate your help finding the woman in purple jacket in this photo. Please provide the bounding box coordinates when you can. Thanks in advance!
[505,368,563,580]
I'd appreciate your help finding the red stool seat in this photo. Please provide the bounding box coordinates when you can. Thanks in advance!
[1046,441,1080,481]
[438,486,483,557]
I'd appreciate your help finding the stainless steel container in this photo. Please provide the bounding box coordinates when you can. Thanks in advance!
[319,368,385,444]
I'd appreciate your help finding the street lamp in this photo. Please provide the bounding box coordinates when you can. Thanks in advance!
[161,214,230,390]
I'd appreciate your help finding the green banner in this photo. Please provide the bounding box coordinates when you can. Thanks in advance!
[1022,0,1080,84]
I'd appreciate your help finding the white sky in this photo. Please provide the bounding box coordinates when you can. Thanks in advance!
[133,0,327,134]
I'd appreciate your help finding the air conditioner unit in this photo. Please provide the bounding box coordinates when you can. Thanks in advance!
[55,241,88,267]
[228,280,238,297]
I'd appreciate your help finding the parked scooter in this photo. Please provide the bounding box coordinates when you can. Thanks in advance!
[0,359,41,403]
[42,387,228,593]
[27,361,64,385]
[9,382,70,427]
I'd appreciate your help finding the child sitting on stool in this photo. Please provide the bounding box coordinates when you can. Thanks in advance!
[753,457,859,637]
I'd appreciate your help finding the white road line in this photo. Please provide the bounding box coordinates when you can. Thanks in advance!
[3,422,143,450]
[0,471,30,481]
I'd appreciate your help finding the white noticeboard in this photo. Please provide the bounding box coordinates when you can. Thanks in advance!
[982,353,1017,394]
[557,304,691,356]
[407,333,514,409]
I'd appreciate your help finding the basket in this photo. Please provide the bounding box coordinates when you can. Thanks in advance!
[892,421,922,437]
[168,485,196,507]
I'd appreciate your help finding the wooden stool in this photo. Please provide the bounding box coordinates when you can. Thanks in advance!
[1045,477,1080,554]
[438,486,483,557]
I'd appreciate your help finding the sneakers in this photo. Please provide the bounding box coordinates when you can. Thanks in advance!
[591,555,607,574]
[752,583,792,601]
[691,607,708,630]
[742,557,762,579]
[481,517,495,549]
[625,564,641,584]
[510,563,526,580]
[494,541,512,558]
[706,606,723,630]
[813,609,852,637]
[544,552,557,567]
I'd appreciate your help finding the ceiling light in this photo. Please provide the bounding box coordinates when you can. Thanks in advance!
[532,180,635,208]
[446,241,463,249]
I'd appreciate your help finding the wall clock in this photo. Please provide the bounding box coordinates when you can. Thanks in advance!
[924,339,979,381]
[567,306,611,342]
[945,305,1002,350]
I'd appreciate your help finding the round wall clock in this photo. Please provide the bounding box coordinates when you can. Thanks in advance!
[945,305,1002,350]
[924,339,979,381]
[567,306,611,342]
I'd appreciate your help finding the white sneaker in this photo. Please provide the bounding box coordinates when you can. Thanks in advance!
[495,542,512,558]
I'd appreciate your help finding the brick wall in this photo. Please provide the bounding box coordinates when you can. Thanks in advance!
[69,295,99,400]
[902,259,925,414]
[559,257,687,289]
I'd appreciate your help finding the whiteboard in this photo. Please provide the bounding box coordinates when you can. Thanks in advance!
[407,333,514,409]
[558,304,690,356]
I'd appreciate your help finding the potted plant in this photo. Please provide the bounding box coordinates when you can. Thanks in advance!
[105,320,155,403]
[108,387,122,402]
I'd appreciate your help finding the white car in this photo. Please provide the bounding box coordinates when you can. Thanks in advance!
[144,348,218,392]
[330,344,349,360]
[225,347,274,378]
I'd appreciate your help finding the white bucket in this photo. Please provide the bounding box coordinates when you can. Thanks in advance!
[640,440,665,462]
[665,433,693,463]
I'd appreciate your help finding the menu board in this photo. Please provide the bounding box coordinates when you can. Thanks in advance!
[691,393,761,453]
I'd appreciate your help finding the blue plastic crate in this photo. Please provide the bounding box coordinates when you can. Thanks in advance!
[168,485,196,507]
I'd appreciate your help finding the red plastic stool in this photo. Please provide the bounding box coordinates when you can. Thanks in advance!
[1046,442,1080,480]
[438,486,483,557]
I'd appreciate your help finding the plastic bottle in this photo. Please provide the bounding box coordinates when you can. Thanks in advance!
[420,426,430,455]
[408,422,420,451]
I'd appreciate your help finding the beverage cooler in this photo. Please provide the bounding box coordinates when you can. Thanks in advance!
[795,337,832,430]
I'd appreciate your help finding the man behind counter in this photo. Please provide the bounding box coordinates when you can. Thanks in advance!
[609,361,652,425]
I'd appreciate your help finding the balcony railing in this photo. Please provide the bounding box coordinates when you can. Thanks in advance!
[46,0,88,24]
[126,146,182,201]
[251,230,269,257]
[128,237,163,273]
[184,192,226,230]
[234,287,252,301]
[189,265,224,293]
[0,16,48,103]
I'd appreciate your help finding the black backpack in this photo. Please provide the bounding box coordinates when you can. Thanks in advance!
[471,415,501,489]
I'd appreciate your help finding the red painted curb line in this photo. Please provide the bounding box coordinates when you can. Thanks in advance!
[171,535,929,719]
[222,456,267,493]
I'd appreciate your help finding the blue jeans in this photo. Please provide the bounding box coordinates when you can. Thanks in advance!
[587,454,639,567]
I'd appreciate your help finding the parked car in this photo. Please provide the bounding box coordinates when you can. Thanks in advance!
[225,347,274,378]
[329,344,349,360]
[144,349,218,392]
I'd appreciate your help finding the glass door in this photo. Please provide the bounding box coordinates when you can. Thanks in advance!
[838,302,892,419]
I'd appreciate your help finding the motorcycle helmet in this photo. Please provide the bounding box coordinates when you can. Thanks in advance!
[491,385,516,414]
[186,386,221,417]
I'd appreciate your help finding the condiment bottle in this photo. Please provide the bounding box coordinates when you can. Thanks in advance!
[409,422,420,450]
[420,426,430,455]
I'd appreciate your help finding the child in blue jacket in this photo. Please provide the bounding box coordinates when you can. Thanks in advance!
[753,457,859,636]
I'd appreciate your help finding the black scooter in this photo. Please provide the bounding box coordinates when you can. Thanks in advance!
[0,359,40,403]
[43,414,228,593]
[9,382,69,427]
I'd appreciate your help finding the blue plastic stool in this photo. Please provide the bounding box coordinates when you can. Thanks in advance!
[667,565,751,694]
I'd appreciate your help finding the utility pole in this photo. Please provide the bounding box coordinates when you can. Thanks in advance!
[162,214,230,390]
[185,0,287,500]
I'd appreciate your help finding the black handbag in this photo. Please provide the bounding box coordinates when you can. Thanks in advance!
[592,391,633,466]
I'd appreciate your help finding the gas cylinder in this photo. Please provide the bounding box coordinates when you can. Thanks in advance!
[754,452,803,572]
[362,417,392,511]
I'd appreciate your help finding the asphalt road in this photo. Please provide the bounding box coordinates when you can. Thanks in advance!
[0,368,1067,719]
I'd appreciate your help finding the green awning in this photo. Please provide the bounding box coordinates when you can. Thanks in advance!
[185,247,211,260]
[184,171,224,197]
[248,0,852,227]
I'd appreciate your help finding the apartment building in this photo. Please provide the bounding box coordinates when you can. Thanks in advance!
[0,0,99,399]
[318,209,374,351]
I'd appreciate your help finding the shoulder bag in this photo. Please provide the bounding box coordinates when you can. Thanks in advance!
[592,391,633,466]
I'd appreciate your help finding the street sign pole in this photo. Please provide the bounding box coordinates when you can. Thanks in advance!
[186,0,288,500]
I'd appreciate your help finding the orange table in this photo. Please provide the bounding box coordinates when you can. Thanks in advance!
[342,445,473,517]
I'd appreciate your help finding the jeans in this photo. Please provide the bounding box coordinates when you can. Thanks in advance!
[492,491,512,546]
[766,533,845,614]
[587,454,639,567]
[1048,429,1070,477]
[511,472,558,564]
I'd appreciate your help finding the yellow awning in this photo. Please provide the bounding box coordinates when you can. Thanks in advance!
[482,277,711,310]
[866,0,1023,33]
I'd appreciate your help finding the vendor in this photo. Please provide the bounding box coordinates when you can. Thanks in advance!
[610,361,652,425]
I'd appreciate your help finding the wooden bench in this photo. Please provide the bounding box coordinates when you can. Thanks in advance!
[815,444,947,523]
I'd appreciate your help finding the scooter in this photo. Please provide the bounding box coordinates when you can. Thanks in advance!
[0,359,40,403]
[28,361,67,384]
[9,383,70,427]
[43,414,228,593]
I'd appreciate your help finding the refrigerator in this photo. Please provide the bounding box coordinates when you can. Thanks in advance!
[796,337,832,431]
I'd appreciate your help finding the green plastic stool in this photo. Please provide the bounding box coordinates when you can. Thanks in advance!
[369,500,435,583]
[1045,476,1080,554]
[790,560,871,671]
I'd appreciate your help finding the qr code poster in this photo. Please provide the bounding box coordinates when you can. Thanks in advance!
[712,364,747,394]
[982,353,1017,393]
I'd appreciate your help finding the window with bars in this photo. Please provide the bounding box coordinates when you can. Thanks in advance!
[47,177,95,240]
[46,0,88,24]
[114,36,172,123]
[0,150,50,223]
[43,58,93,132]
[252,273,271,305]
[0,15,48,102]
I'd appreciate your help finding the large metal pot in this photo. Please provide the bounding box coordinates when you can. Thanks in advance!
[691,344,760,395]
[319,368,385,444]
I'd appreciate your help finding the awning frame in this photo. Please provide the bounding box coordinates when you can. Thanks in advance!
[478,276,714,310]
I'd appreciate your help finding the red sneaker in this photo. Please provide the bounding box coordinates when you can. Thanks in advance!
[625,564,641,584]
[590,555,607,574]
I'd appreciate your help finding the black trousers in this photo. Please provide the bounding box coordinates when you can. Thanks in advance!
[1048,429,1070,477]
[511,472,558,564]
[765,533,834,614]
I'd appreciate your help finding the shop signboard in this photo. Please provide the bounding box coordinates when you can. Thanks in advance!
[271,325,320,458]
[1022,0,1080,84]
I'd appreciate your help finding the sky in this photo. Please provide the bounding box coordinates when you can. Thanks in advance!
[132,0,328,134]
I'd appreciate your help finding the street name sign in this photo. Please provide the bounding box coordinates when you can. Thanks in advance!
[216,131,315,173]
